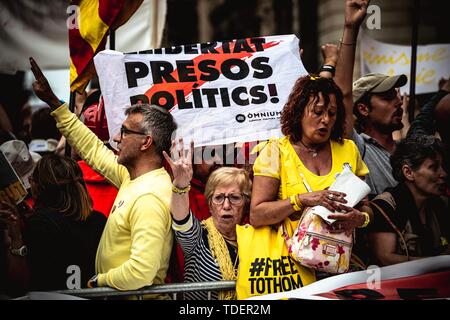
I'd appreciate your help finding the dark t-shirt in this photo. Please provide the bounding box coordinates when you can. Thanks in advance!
[25,208,106,291]
[369,183,450,257]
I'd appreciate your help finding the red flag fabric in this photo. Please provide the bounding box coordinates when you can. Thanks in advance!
[69,0,143,93]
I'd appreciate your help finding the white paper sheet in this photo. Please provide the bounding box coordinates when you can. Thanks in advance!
[312,164,371,224]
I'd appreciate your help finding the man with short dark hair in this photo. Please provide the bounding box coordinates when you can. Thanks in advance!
[350,73,407,197]
[30,57,177,292]
[331,0,409,198]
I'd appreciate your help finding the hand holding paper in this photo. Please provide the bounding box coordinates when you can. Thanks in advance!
[311,164,371,224]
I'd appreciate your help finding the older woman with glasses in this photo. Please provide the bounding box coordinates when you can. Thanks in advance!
[163,139,252,300]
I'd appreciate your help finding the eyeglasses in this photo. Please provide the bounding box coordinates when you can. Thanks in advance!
[120,126,148,140]
[211,193,245,205]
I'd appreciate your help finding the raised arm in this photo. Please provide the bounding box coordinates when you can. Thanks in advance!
[163,138,194,222]
[335,0,370,137]
[30,58,63,110]
[318,44,339,79]
[30,57,126,187]
[407,78,450,137]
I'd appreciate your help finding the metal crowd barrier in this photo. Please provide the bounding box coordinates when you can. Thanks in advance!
[54,281,237,300]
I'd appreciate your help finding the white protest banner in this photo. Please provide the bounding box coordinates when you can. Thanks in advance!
[94,34,307,148]
[360,32,450,94]
[247,256,450,300]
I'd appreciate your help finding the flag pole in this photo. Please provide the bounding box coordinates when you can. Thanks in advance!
[110,30,115,50]
[408,0,419,124]
[64,92,76,156]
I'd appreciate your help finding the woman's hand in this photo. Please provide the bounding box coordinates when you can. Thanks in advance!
[163,138,194,188]
[297,190,347,212]
[321,44,339,67]
[328,207,366,236]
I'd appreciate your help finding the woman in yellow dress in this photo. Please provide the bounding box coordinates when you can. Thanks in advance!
[250,75,371,282]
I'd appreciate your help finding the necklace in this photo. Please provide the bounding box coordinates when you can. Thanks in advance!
[224,237,239,275]
[299,139,322,157]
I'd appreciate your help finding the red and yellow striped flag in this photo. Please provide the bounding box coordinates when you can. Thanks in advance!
[69,0,143,93]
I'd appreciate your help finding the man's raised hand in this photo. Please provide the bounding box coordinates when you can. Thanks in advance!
[29,57,61,109]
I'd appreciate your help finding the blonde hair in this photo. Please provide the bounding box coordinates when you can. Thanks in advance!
[204,167,252,206]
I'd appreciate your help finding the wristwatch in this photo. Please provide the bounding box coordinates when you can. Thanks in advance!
[87,274,99,288]
[10,245,28,257]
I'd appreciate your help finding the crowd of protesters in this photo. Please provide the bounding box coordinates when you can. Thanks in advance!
[0,0,449,300]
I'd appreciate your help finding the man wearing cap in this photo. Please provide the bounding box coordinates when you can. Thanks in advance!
[332,0,407,198]
[330,0,400,197]
[350,73,407,197]
[330,0,405,268]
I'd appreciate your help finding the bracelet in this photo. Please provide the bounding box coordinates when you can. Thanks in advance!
[295,195,304,212]
[172,183,191,194]
[358,211,370,228]
[290,194,303,212]
[340,40,356,46]
[319,64,336,76]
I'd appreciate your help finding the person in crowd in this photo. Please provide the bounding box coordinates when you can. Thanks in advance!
[164,139,251,300]
[166,144,223,283]
[332,0,407,198]
[30,57,177,293]
[407,78,450,194]
[350,73,408,197]
[249,4,372,284]
[0,154,106,292]
[189,146,224,221]
[392,94,420,142]
[368,135,449,266]
[250,73,371,283]
[0,140,41,197]
[0,140,41,296]
[0,140,39,296]
[28,107,60,156]
[434,93,450,145]
[407,78,450,143]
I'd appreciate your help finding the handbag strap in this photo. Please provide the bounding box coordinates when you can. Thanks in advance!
[371,201,410,260]
[281,222,291,246]
[282,171,314,246]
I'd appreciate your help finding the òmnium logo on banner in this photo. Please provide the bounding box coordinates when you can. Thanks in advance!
[235,111,281,123]
[246,110,281,122]
[236,114,246,123]
[94,34,308,148]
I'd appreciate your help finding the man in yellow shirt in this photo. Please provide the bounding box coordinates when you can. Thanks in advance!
[30,58,177,291]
